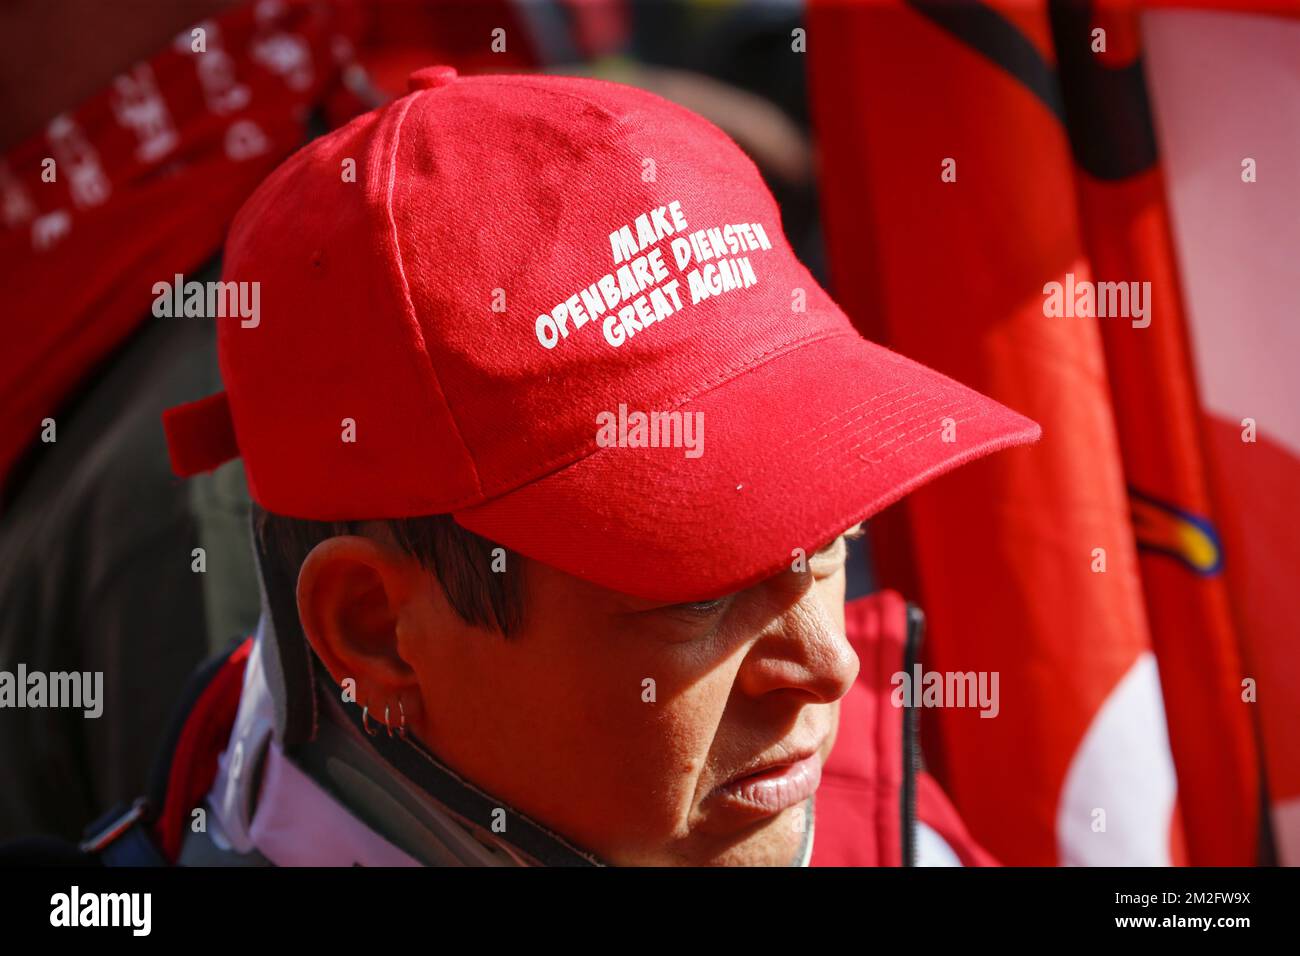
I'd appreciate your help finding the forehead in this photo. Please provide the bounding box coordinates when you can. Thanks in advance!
[519,524,860,614]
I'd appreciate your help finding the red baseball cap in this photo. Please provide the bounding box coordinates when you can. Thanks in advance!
[164,65,1040,602]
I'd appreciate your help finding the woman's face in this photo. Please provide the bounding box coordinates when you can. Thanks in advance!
[395,530,860,865]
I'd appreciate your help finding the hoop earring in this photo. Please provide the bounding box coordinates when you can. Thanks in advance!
[361,703,379,737]
[397,699,408,740]
[384,704,393,738]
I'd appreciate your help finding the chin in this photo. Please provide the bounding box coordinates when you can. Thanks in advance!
[690,810,809,867]
[599,803,812,866]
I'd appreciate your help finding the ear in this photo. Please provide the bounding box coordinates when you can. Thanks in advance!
[297,535,428,731]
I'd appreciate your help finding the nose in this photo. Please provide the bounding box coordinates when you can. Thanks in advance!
[734,575,860,704]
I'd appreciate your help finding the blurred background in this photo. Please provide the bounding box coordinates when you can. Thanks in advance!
[1,0,1296,867]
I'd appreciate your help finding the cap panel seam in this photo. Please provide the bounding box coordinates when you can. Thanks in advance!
[463,76,626,123]
[469,74,767,197]
[383,91,485,498]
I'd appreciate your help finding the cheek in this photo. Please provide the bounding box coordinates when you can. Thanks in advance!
[548,642,740,857]
[409,617,736,859]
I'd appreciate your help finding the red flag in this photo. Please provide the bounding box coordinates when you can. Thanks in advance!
[1142,3,1300,863]
[1054,3,1260,865]
[809,0,1188,864]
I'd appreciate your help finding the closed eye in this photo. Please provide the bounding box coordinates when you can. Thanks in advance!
[672,597,729,617]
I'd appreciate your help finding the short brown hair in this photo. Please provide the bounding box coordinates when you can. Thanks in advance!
[252,505,525,636]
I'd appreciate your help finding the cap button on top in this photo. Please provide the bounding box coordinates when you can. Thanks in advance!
[408,65,458,92]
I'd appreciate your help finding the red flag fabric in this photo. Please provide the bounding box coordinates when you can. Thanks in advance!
[809,0,1188,865]
[1141,4,1300,864]
[1055,3,1260,866]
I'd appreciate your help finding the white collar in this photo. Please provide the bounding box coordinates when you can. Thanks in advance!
[206,619,421,866]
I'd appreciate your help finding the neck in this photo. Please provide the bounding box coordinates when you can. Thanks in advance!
[295,686,534,866]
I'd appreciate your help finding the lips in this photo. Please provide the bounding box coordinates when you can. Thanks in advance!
[707,750,824,817]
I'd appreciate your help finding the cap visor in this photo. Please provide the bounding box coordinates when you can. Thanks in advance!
[454,332,1040,602]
